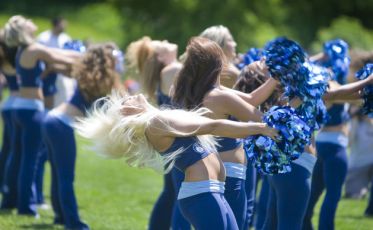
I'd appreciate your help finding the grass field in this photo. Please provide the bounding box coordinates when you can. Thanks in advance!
[0,136,373,230]
[1,11,373,230]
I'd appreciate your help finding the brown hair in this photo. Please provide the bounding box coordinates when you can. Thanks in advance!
[126,37,165,100]
[172,37,226,109]
[234,64,283,112]
[72,43,120,103]
[349,49,373,74]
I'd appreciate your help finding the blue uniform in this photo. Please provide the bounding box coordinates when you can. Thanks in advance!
[216,134,247,230]
[0,74,20,208]
[13,47,45,215]
[149,87,190,230]
[161,136,239,230]
[42,85,89,230]
[262,152,316,230]
[303,104,350,230]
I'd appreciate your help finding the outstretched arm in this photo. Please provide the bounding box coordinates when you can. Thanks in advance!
[323,75,373,102]
[148,112,278,140]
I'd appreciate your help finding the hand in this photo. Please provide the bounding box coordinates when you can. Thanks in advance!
[259,123,280,141]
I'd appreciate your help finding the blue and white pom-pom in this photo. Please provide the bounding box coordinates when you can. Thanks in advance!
[237,48,263,70]
[356,64,373,116]
[264,37,306,82]
[63,40,86,53]
[322,39,350,84]
[244,106,312,175]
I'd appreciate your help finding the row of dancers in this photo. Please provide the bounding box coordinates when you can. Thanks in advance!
[0,14,373,230]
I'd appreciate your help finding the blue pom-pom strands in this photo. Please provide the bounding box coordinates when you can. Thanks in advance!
[244,106,312,175]
[112,49,125,74]
[63,40,87,53]
[356,64,373,116]
[264,37,306,83]
[237,48,263,70]
[263,37,331,130]
[322,39,350,84]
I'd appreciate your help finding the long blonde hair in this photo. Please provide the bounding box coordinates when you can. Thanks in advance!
[126,37,165,100]
[75,92,217,173]
[4,15,35,47]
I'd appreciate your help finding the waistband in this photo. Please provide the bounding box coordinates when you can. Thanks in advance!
[224,162,247,180]
[12,97,44,111]
[315,131,348,148]
[1,95,19,110]
[178,180,225,200]
[292,152,317,173]
[48,110,75,128]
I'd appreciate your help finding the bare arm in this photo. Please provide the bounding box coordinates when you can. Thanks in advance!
[224,78,279,107]
[323,75,373,102]
[36,44,81,66]
[148,112,278,139]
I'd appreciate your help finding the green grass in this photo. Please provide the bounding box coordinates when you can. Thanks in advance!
[0,134,373,229]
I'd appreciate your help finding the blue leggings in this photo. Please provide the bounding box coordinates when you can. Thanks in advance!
[15,109,44,215]
[148,167,189,230]
[179,192,239,230]
[262,162,313,230]
[255,176,269,230]
[365,176,373,215]
[243,163,256,230]
[303,143,347,230]
[0,110,13,188]
[1,110,22,209]
[224,177,246,230]
[35,142,48,204]
[42,115,88,229]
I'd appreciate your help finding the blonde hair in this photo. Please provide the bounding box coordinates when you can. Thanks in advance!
[199,25,232,48]
[126,36,165,100]
[4,15,35,47]
[75,92,217,173]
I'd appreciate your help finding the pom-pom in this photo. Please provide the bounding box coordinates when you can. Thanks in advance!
[244,106,312,175]
[321,39,350,84]
[237,48,263,70]
[63,40,86,53]
[264,37,306,81]
[355,64,373,115]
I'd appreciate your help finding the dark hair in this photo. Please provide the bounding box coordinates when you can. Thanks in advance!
[172,37,226,109]
[51,17,65,27]
[350,49,373,73]
[234,64,283,112]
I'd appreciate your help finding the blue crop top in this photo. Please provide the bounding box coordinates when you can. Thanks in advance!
[4,74,19,91]
[68,86,91,113]
[160,136,211,172]
[325,104,350,127]
[216,116,242,152]
[16,47,44,88]
[42,73,58,96]
[156,86,172,106]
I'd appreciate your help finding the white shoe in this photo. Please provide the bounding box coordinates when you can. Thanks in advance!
[37,203,50,210]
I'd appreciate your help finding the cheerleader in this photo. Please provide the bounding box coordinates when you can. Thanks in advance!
[3,15,80,216]
[125,37,188,229]
[42,43,121,230]
[172,37,278,229]
[76,87,279,230]
[0,29,19,196]
[199,25,240,88]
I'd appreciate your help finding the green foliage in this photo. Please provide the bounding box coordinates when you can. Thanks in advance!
[311,16,373,53]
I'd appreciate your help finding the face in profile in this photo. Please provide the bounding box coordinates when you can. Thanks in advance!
[54,20,67,34]
[24,19,38,37]
[151,40,178,65]
[223,35,237,61]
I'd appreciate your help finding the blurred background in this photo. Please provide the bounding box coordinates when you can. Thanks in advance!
[1,0,373,53]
